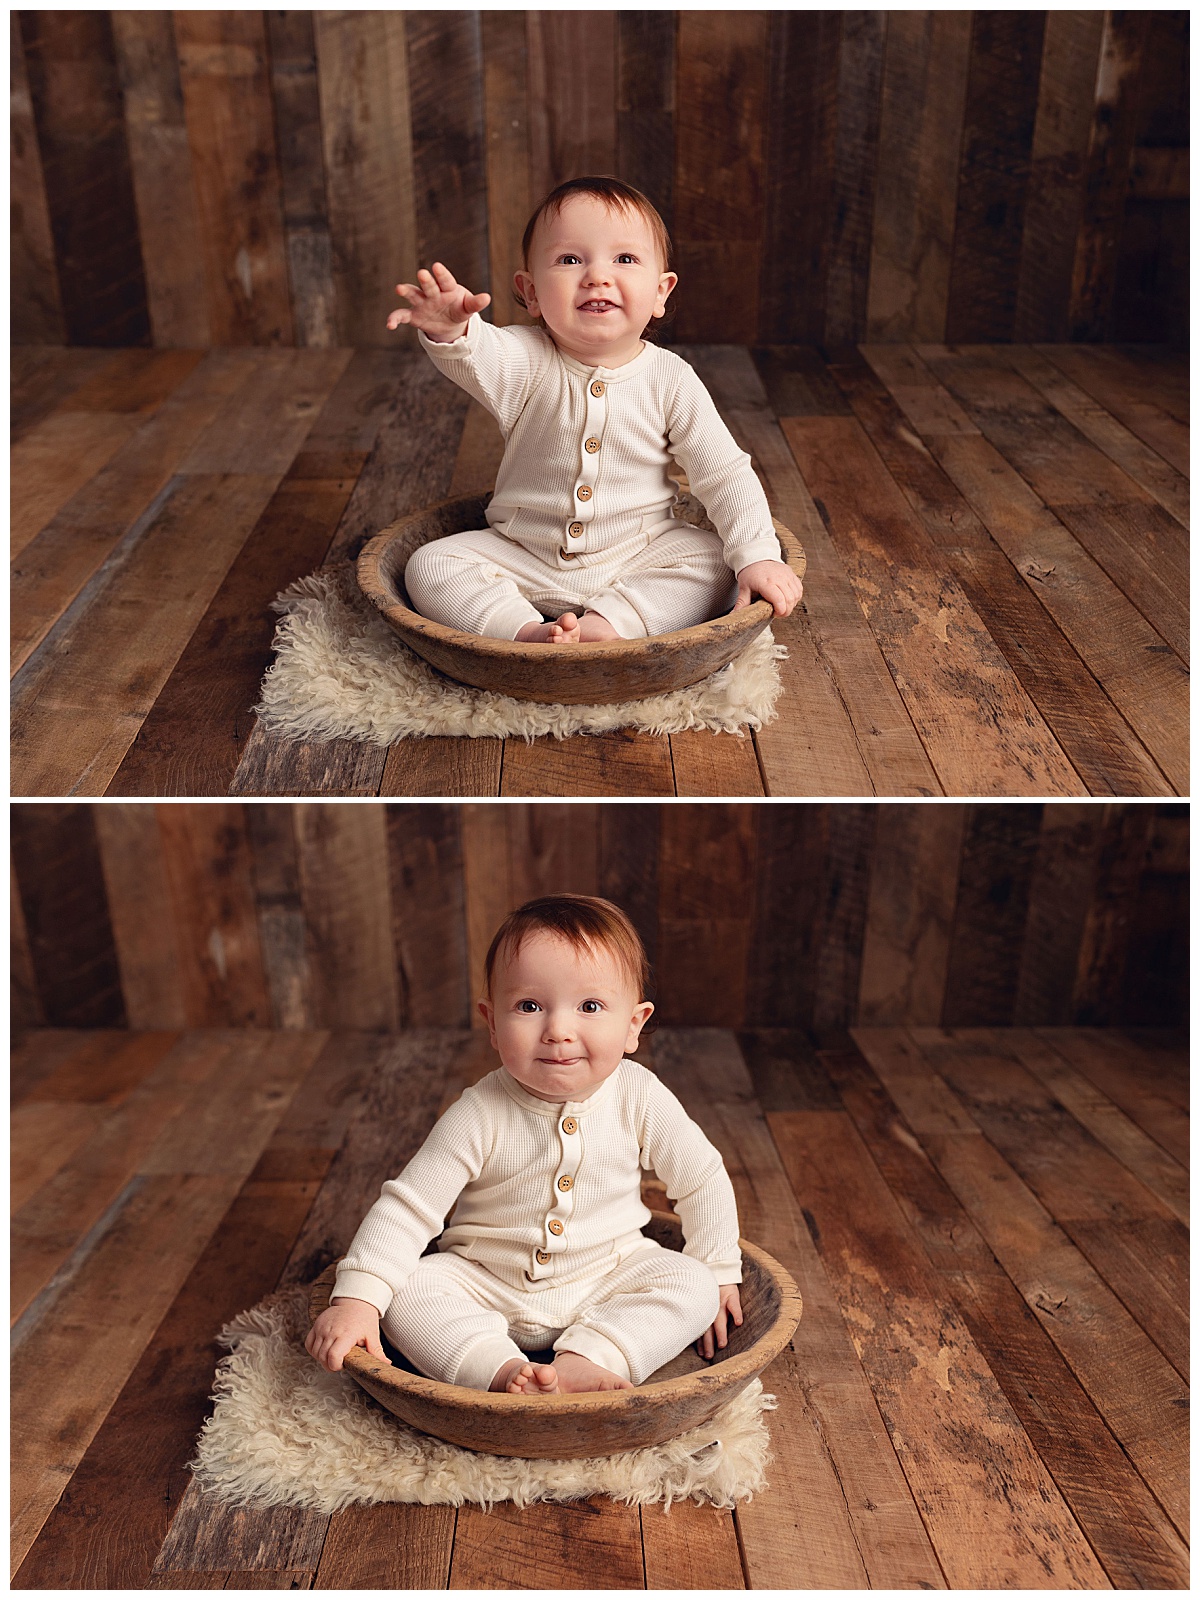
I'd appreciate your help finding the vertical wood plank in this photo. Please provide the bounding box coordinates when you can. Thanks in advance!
[1013,11,1104,341]
[598,804,661,993]
[265,11,336,348]
[1067,11,1149,338]
[460,803,514,1023]
[616,12,676,240]
[1071,804,1155,1024]
[480,10,534,329]
[11,805,127,1028]
[658,805,756,1026]
[313,11,417,348]
[507,803,600,906]
[759,11,839,342]
[385,804,470,1028]
[10,12,67,344]
[867,10,971,341]
[10,857,46,1034]
[111,10,210,348]
[156,804,273,1027]
[525,11,617,201]
[94,803,189,1029]
[858,804,965,1025]
[812,804,877,1037]
[294,803,400,1030]
[174,10,293,345]
[18,9,151,346]
[746,804,822,1030]
[942,805,1043,1027]
[406,11,489,297]
[674,10,768,342]
[1120,805,1188,1028]
[1012,804,1108,1026]
[824,10,885,344]
[245,804,313,1029]
[946,12,1046,341]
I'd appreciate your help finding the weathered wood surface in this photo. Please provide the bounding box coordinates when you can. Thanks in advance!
[10,344,1187,795]
[13,1025,1188,1587]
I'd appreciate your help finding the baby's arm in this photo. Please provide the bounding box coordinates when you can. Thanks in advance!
[732,558,804,617]
[387,262,491,342]
[305,1295,390,1373]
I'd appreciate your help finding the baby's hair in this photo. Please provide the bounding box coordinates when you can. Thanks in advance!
[483,893,651,1001]
[513,175,675,329]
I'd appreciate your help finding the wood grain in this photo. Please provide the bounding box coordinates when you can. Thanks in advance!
[616,12,676,239]
[525,11,617,202]
[1034,1029,1189,1169]
[94,803,188,1028]
[314,1505,455,1589]
[1012,806,1108,1025]
[174,11,292,345]
[10,13,66,343]
[824,12,885,344]
[941,805,1043,1026]
[450,1498,644,1589]
[669,730,763,796]
[481,11,533,329]
[658,806,756,1026]
[501,732,676,797]
[314,10,417,348]
[1036,345,1188,475]
[111,11,210,347]
[386,804,470,1028]
[245,805,312,1028]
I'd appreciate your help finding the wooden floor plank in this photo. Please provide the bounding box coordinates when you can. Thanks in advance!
[449,1499,646,1589]
[12,351,257,674]
[915,344,1189,662]
[11,411,142,560]
[641,1501,744,1588]
[826,348,1172,797]
[859,348,1188,794]
[10,1099,104,1212]
[312,1504,455,1589]
[380,736,504,796]
[1034,1028,1190,1166]
[822,1043,1188,1590]
[654,1031,945,1589]
[913,1028,1188,1382]
[852,1027,1189,1541]
[669,729,764,796]
[768,1106,1107,1588]
[228,725,388,797]
[782,413,1084,796]
[690,347,940,796]
[501,732,677,796]
[10,348,120,442]
[10,1028,111,1105]
[154,1481,328,1578]
[1004,345,1188,527]
[1035,345,1189,475]
[19,1028,179,1106]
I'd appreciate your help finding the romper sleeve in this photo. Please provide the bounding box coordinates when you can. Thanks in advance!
[638,1075,742,1286]
[665,362,783,574]
[332,1088,493,1314]
[418,314,550,436]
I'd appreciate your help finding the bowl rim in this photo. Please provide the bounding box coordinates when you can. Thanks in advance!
[356,494,806,660]
[310,1213,803,1416]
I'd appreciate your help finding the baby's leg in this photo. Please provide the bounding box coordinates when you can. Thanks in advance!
[385,1254,553,1392]
[584,526,738,639]
[404,529,551,641]
[554,1243,721,1387]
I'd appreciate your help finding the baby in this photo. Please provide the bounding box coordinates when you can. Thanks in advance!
[389,175,804,644]
[306,893,743,1395]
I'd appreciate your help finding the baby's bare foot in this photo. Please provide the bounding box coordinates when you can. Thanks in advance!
[493,1359,559,1395]
[516,613,581,644]
[577,611,619,642]
[553,1351,634,1393]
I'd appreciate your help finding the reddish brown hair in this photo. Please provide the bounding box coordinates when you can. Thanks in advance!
[513,176,675,328]
[483,894,651,1000]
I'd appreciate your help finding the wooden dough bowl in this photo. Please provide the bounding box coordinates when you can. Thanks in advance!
[356,493,806,705]
[308,1212,802,1460]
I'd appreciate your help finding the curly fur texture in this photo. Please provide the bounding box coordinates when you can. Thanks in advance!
[252,564,786,745]
[190,1286,775,1513]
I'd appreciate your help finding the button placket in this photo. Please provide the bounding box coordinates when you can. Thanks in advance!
[543,1107,582,1256]
[563,376,606,560]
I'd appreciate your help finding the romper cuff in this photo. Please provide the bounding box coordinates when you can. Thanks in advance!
[479,594,545,640]
[553,1326,633,1382]
[707,1260,743,1286]
[418,315,480,359]
[331,1269,395,1317]
[727,535,785,574]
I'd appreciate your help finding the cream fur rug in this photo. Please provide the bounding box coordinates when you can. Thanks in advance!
[253,564,786,744]
[190,1286,775,1513]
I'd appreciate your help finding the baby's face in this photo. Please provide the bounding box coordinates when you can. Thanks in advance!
[479,931,654,1103]
[513,195,677,367]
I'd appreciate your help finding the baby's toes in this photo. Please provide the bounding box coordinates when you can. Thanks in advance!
[532,1363,559,1393]
[505,1363,535,1394]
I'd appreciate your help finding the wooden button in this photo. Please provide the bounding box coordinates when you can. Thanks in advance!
[590,380,605,397]
[576,485,592,501]
[558,546,577,560]
[536,1249,551,1264]
[548,1219,564,1235]
[557,1174,573,1191]
[562,1116,578,1134]
[584,437,600,453]
[568,523,583,538]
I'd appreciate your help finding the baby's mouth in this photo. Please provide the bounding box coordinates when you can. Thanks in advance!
[579,299,618,314]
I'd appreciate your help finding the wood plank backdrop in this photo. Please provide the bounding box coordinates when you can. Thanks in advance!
[12,10,1189,350]
[11,802,1187,1038]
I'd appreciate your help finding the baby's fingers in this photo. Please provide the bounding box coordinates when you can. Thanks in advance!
[429,260,459,292]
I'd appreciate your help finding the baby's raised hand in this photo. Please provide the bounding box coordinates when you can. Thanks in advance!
[733,558,804,618]
[304,1295,391,1373]
[697,1284,744,1360]
[387,262,491,341]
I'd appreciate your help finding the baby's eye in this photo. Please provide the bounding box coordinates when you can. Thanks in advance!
[516,1000,541,1013]
[557,254,581,265]
[579,1000,603,1013]
[617,253,637,264]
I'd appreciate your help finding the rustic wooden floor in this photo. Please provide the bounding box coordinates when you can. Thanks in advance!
[11,1024,1188,1589]
[10,341,1188,797]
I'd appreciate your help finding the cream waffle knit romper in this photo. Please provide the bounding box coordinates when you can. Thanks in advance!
[333,1060,740,1389]
[404,316,783,640]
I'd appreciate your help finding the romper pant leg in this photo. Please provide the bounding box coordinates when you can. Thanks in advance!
[404,529,547,641]
[585,525,738,640]
[384,1254,542,1391]
[552,1243,721,1384]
